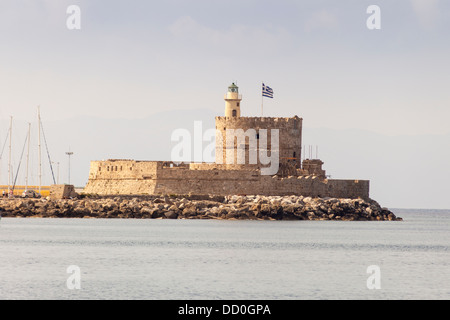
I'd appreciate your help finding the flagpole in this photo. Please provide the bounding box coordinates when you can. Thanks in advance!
[261,95,263,117]
[261,81,263,116]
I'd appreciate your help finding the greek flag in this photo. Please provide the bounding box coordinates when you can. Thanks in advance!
[262,83,274,98]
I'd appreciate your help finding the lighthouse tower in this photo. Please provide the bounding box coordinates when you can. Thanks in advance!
[224,83,242,118]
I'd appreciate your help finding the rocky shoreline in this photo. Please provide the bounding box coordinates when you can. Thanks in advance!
[0,195,402,221]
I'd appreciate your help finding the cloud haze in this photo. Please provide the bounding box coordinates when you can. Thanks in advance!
[410,0,441,28]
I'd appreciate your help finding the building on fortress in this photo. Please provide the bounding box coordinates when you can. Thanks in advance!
[83,83,369,200]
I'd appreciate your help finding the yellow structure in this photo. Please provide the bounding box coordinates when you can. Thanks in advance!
[0,185,50,197]
[224,83,242,118]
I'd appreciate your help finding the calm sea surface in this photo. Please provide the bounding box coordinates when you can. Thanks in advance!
[0,209,449,300]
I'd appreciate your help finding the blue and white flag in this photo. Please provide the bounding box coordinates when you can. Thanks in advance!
[262,83,274,98]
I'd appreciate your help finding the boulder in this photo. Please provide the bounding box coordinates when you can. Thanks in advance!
[164,210,178,219]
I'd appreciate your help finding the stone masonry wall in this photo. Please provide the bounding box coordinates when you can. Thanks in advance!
[84,160,369,200]
[84,160,158,195]
[215,116,303,169]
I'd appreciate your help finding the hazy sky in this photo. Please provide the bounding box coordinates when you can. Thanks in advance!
[0,1,449,208]
[1,0,449,135]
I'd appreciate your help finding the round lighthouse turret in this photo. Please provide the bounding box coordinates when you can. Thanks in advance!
[224,83,242,118]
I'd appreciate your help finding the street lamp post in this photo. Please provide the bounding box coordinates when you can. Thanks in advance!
[66,151,74,185]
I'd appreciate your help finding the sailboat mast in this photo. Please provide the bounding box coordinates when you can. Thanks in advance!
[25,122,31,191]
[38,106,42,194]
[8,116,12,197]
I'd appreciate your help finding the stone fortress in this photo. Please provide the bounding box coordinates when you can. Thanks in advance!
[84,83,369,199]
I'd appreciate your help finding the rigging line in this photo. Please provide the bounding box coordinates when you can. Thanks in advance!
[12,132,28,191]
[0,129,9,160]
[39,118,56,184]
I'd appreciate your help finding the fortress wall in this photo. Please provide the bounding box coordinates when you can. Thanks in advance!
[215,116,302,168]
[302,159,326,179]
[84,160,159,195]
[326,179,370,200]
[189,163,259,171]
[87,160,159,180]
[255,176,332,197]
[156,169,259,181]
[152,166,368,199]
[153,170,260,196]
[84,179,157,195]
[84,160,369,200]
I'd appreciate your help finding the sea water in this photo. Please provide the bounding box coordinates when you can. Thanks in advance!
[0,209,449,300]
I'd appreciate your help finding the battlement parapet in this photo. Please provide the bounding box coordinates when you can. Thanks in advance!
[215,116,302,123]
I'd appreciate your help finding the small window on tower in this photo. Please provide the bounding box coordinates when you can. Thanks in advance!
[232,110,237,117]
[237,102,240,107]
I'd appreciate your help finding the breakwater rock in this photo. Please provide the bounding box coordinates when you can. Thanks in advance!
[0,195,402,221]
